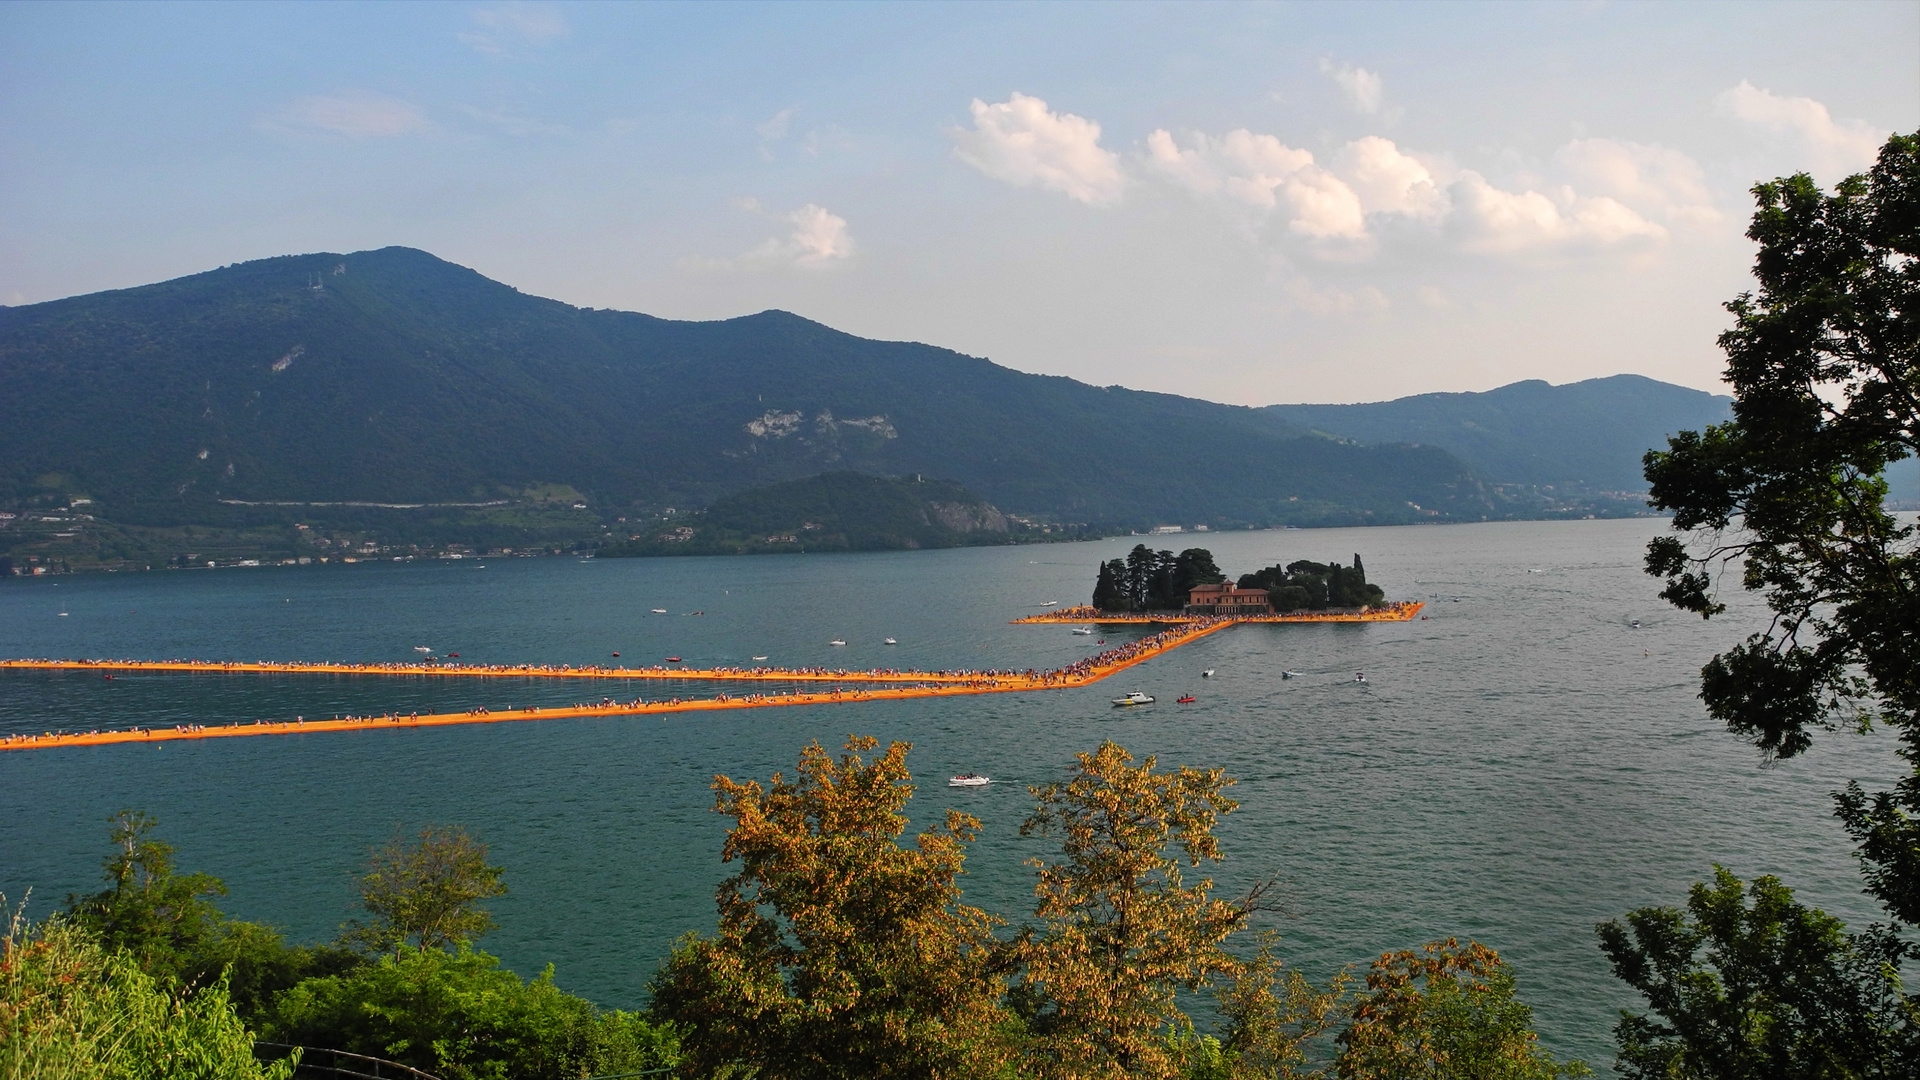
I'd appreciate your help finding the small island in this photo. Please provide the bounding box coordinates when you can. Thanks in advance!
[1018,544,1421,623]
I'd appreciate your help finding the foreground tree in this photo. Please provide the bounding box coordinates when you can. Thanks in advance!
[1017,741,1266,1079]
[1598,868,1915,1078]
[1334,939,1587,1080]
[650,736,1008,1079]
[1643,132,1919,923]
[65,811,232,987]
[344,826,507,956]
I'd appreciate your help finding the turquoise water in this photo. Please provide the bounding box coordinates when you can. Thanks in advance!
[0,519,1898,1066]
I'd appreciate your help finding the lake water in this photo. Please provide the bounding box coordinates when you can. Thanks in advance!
[0,519,1899,1067]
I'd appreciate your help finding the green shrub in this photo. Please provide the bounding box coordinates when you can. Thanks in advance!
[264,946,677,1080]
[0,909,292,1080]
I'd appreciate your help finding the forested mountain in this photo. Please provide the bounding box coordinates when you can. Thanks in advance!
[1265,375,1735,492]
[0,247,1490,531]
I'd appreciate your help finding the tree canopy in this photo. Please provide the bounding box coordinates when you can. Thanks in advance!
[1643,132,1919,927]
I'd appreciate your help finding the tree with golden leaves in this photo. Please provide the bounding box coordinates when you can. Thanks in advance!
[649,736,1009,1079]
[1017,741,1269,1080]
[1334,938,1588,1079]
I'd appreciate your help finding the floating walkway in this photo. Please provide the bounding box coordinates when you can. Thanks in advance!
[4,612,1323,752]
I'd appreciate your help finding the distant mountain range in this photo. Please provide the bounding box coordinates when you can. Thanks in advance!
[1267,376,1733,493]
[0,246,1787,569]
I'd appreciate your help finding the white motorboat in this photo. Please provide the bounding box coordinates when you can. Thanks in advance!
[949,774,991,788]
[414,646,432,654]
[1042,600,1059,607]
[884,637,897,645]
[651,608,667,614]
[1202,669,1215,677]
[1072,626,1094,635]
[1354,672,1368,684]
[1281,670,1300,680]
[751,655,769,661]
[830,640,847,646]
[1111,692,1155,707]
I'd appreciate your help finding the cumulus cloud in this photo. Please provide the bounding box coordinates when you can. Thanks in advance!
[1715,80,1888,176]
[1335,136,1447,221]
[1446,174,1665,254]
[272,92,428,137]
[1555,138,1718,228]
[1318,59,1385,115]
[950,93,1125,206]
[737,203,855,269]
[1144,129,1366,242]
[1145,125,1671,259]
[459,2,568,55]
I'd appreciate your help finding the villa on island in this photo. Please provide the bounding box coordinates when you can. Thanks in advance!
[1185,582,1272,615]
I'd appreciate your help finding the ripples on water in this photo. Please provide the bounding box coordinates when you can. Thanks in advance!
[0,519,1898,1066]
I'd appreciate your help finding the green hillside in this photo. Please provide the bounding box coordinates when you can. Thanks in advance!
[601,471,1057,556]
[0,247,1495,541]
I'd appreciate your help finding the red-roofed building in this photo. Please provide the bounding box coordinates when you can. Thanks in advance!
[1186,582,1271,615]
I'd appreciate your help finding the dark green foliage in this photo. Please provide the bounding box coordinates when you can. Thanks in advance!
[599,471,1043,556]
[263,947,680,1080]
[1095,545,1226,610]
[62,811,364,1020]
[1237,556,1384,611]
[1597,868,1916,1078]
[0,246,1495,538]
[342,826,508,956]
[64,810,238,988]
[1643,133,1920,928]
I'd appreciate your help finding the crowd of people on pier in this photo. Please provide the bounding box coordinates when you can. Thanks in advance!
[4,614,1247,751]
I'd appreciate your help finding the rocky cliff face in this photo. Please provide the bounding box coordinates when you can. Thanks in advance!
[927,501,1009,533]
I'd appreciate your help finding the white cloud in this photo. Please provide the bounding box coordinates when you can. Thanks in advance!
[275,93,428,137]
[950,93,1126,206]
[1715,80,1888,176]
[1335,136,1448,221]
[1318,59,1385,116]
[459,2,569,55]
[1555,138,1718,228]
[1447,174,1665,254]
[1145,129,1367,241]
[735,203,855,269]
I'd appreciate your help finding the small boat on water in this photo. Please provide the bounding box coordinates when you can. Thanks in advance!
[830,640,847,647]
[752,655,769,661]
[651,608,668,614]
[949,774,991,788]
[1280,670,1299,679]
[1111,691,1154,707]
[884,637,898,645]
[1176,695,1196,704]
[414,646,432,654]
[1072,626,1094,635]
[1042,600,1059,607]
[665,657,683,663]
[1354,672,1367,684]
[1202,669,1215,678]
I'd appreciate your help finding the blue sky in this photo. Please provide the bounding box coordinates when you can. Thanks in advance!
[2,1,1914,403]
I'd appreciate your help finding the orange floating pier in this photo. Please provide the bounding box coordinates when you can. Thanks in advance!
[1,604,1422,753]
